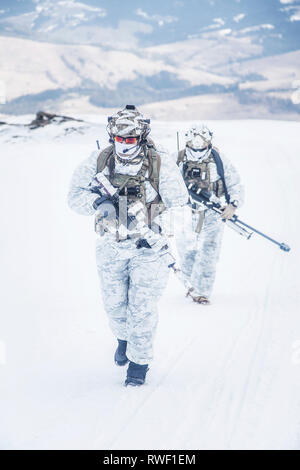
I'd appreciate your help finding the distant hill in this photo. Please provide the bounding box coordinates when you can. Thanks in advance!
[0,0,299,118]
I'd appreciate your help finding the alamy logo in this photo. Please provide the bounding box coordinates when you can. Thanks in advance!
[0,80,6,104]
[0,340,6,365]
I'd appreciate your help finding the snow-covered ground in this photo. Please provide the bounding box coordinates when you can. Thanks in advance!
[0,116,299,450]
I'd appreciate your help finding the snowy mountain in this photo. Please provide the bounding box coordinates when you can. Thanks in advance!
[1,0,300,53]
[0,0,300,118]
[0,116,299,449]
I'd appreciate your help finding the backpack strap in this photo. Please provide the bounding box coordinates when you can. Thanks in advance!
[96,145,114,173]
[177,149,186,165]
[97,143,161,194]
[145,146,161,193]
[211,147,230,204]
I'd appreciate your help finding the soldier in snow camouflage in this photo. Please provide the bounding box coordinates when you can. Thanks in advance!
[175,124,244,304]
[68,105,188,386]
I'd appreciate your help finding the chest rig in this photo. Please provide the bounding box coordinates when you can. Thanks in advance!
[95,144,165,238]
[177,148,225,198]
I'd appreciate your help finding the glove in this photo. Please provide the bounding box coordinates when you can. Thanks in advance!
[221,203,236,220]
[92,195,112,210]
[94,197,117,235]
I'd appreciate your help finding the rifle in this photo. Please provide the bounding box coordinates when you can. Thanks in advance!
[91,170,189,285]
[188,186,291,252]
[91,171,157,248]
[93,172,188,276]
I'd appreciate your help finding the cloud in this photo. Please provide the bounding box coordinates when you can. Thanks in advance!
[239,24,275,34]
[0,0,107,34]
[279,2,300,21]
[33,0,106,16]
[213,18,225,26]
[34,0,107,22]
[198,17,226,33]
[218,28,232,36]
[290,9,300,20]
[233,13,246,23]
[135,8,178,27]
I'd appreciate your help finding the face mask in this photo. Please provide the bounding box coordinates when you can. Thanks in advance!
[186,146,211,162]
[190,135,208,150]
[115,141,141,159]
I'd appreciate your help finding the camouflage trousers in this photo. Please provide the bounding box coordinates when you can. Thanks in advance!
[176,210,224,298]
[96,238,170,365]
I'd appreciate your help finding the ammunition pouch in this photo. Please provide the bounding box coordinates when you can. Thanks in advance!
[119,185,141,198]
[183,158,225,199]
[94,144,165,240]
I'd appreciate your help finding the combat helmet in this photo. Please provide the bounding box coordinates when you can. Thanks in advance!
[185,124,213,150]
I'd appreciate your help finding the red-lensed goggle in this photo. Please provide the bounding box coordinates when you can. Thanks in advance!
[114,135,139,144]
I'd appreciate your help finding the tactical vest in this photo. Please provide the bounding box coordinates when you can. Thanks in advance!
[177,147,229,202]
[95,143,165,237]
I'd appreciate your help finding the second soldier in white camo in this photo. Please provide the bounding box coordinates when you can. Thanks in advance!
[175,125,244,305]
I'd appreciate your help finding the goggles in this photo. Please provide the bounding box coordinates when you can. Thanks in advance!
[114,135,139,144]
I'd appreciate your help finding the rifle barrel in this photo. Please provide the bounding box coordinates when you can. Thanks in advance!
[232,217,290,251]
[189,189,290,252]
